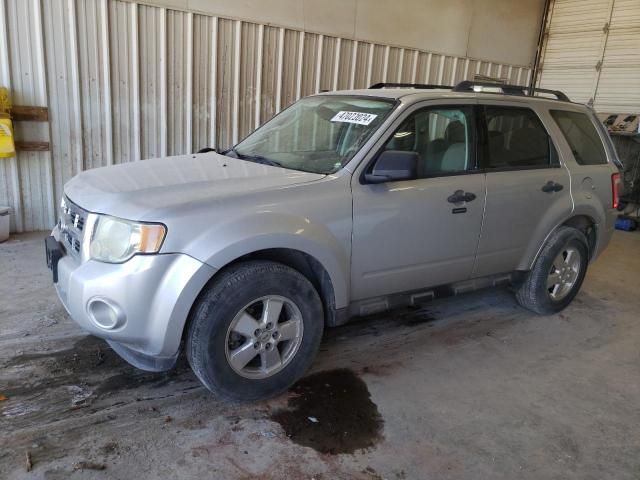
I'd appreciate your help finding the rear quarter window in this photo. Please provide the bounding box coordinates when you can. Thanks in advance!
[550,110,608,165]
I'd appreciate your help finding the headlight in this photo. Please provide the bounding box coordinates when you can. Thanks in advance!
[89,216,166,263]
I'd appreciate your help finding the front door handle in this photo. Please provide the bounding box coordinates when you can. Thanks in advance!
[541,181,564,193]
[447,190,477,203]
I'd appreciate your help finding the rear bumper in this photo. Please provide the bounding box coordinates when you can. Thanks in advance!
[593,209,617,261]
[52,227,216,371]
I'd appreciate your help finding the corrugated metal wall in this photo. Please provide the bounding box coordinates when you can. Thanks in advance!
[538,0,640,113]
[0,0,533,233]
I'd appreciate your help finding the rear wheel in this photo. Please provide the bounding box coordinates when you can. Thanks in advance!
[515,226,589,315]
[186,260,324,401]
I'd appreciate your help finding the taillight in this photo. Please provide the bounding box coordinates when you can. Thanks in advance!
[611,172,621,209]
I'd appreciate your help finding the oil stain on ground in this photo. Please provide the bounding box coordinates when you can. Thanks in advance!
[271,368,383,454]
[3,335,193,399]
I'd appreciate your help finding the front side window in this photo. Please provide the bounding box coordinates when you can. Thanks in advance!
[233,95,396,174]
[380,106,474,178]
[550,110,608,165]
[483,106,554,169]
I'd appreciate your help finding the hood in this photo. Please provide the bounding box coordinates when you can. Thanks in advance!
[64,152,325,220]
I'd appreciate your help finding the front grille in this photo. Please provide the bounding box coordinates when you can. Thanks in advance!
[59,196,88,258]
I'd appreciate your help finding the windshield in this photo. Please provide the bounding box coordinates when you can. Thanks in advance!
[231,95,396,174]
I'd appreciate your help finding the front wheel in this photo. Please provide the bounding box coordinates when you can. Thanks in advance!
[515,226,589,315]
[186,260,324,401]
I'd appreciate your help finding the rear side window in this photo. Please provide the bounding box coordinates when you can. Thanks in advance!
[550,110,608,165]
[483,106,555,169]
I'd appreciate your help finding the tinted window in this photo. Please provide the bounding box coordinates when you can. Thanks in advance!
[381,106,474,178]
[550,110,608,165]
[483,106,554,169]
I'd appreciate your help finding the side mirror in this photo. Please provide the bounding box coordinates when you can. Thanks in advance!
[364,150,418,184]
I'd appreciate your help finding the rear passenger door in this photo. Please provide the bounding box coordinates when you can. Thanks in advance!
[473,102,573,277]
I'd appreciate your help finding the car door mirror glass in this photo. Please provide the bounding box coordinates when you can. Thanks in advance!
[364,150,418,184]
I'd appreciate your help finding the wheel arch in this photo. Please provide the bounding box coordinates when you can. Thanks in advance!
[223,247,340,328]
[181,246,345,349]
[561,215,597,258]
[525,213,598,271]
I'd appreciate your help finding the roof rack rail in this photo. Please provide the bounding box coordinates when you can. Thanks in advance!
[369,82,452,90]
[452,80,571,102]
[369,80,571,103]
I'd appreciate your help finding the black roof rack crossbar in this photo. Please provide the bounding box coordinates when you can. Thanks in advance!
[369,82,453,90]
[452,80,571,102]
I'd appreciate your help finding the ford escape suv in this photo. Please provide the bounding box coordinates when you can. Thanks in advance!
[46,81,621,400]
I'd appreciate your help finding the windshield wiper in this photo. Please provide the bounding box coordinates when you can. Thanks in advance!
[225,148,283,168]
[241,155,283,168]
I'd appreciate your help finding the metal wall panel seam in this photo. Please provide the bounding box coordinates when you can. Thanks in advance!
[231,19,240,144]
[275,26,284,111]
[366,43,374,86]
[382,45,389,82]
[425,52,433,82]
[185,11,193,152]
[100,0,114,166]
[33,0,55,229]
[66,0,84,175]
[0,0,9,85]
[332,37,340,91]
[437,54,445,84]
[451,57,458,83]
[254,23,263,129]
[411,50,418,82]
[159,7,167,156]
[209,16,217,149]
[295,30,304,100]
[131,2,141,160]
[314,34,323,93]
[397,48,404,82]
[349,39,357,89]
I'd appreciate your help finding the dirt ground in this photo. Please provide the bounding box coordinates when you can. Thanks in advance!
[1,231,639,480]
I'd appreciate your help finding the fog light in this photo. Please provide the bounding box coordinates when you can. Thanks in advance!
[87,298,125,330]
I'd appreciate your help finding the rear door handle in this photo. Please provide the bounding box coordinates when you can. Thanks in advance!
[447,190,477,203]
[541,181,563,193]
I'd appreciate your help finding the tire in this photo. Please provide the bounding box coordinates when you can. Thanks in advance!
[186,260,324,401]
[515,226,589,315]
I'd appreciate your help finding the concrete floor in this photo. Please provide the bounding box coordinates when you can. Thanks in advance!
[1,231,639,480]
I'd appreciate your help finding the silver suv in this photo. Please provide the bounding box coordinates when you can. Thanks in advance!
[46,81,621,400]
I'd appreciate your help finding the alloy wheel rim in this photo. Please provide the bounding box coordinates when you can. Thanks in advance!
[547,245,581,301]
[224,295,304,379]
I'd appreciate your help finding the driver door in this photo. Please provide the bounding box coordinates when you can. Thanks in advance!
[350,102,486,301]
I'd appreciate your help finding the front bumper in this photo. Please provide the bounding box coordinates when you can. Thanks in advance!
[51,228,216,371]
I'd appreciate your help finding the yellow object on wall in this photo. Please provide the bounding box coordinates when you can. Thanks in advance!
[0,87,15,158]
[0,118,15,158]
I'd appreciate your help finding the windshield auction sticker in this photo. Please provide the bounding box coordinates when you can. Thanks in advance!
[331,111,378,125]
